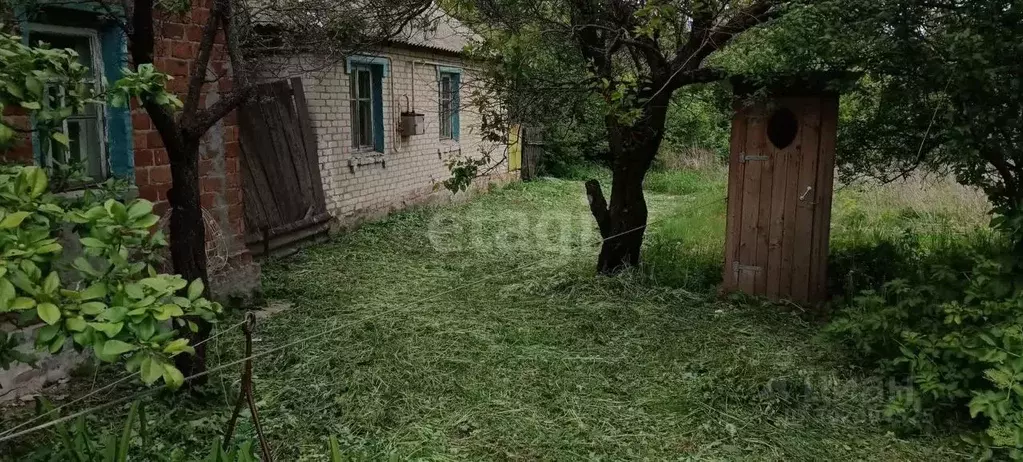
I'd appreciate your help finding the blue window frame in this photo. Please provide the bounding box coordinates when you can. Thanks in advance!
[346,56,386,153]
[438,69,460,141]
[21,22,134,184]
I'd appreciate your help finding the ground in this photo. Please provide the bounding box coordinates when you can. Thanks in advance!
[0,165,988,460]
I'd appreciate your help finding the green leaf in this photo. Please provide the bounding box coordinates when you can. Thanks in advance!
[30,169,48,198]
[48,335,63,354]
[138,317,156,340]
[127,200,154,220]
[329,436,342,462]
[79,237,106,248]
[105,199,128,222]
[72,257,100,277]
[36,324,60,343]
[25,76,42,97]
[102,339,137,356]
[51,131,70,147]
[37,302,60,325]
[5,82,24,99]
[65,316,86,332]
[162,338,194,356]
[0,211,31,229]
[135,214,160,229]
[140,356,163,384]
[155,304,184,321]
[188,279,205,301]
[125,283,144,300]
[41,271,59,295]
[11,297,36,310]
[80,282,107,300]
[118,401,139,462]
[80,301,106,315]
[89,321,124,337]
[162,364,185,390]
[19,101,41,110]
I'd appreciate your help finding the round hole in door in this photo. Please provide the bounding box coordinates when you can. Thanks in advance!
[766,107,799,149]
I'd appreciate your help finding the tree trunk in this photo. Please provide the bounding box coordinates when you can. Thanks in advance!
[597,160,650,272]
[587,99,670,274]
[167,139,211,381]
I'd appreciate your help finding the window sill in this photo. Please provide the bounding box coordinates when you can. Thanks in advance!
[54,184,139,201]
[348,151,386,171]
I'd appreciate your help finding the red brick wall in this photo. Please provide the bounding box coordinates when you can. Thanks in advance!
[1,4,250,269]
[133,3,249,262]
[0,106,36,164]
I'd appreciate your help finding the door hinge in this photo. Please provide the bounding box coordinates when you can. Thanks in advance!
[739,154,769,163]
[732,261,763,277]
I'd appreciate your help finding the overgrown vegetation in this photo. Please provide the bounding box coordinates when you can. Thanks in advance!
[0,165,221,388]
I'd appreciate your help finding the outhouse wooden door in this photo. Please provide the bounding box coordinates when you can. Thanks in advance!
[722,95,838,304]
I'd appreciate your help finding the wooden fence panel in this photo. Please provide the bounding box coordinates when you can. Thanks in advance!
[239,79,330,255]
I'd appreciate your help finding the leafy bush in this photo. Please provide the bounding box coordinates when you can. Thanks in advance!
[826,234,1023,457]
[0,165,221,389]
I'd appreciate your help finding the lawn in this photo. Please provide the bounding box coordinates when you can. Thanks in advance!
[2,165,988,460]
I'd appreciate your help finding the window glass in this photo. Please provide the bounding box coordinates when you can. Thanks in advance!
[439,75,452,139]
[28,30,106,184]
[350,67,375,149]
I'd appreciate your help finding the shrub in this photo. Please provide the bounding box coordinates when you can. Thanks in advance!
[826,238,1023,457]
[0,165,221,389]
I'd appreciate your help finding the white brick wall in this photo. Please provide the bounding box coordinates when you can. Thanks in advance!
[290,46,512,223]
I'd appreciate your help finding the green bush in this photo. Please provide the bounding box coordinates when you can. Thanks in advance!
[0,165,221,389]
[826,237,1023,457]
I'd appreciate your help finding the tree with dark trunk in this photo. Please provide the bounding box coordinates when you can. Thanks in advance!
[10,0,436,377]
[460,0,784,273]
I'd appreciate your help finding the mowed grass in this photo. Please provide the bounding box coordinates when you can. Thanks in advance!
[2,164,988,460]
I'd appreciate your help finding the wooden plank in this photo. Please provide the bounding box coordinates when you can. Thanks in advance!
[722,103,748,292]
[239,105,286,230]
[272,81,318,215]
[778,97,807,298]
[239,144,271,234]
[246,95,291,229]
[737,105,765,294]
[754,109,777,295]
[290,77,327,213]
[270,81,311,221]
[765,99,795,298]
[790,98,822,303]
[810,95,839,303]
[258,84,305,222]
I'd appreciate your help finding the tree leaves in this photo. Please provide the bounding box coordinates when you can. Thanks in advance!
[102,340,137,356]
[0,150,224,392]
[161,363,185,390]
[0,211,31,229]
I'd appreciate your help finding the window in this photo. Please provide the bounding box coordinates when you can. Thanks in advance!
[438,71,460,140]
[28,26,107,183]
[349,65,375,150]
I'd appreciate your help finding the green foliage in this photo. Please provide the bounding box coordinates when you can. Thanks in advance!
[0,29,180,156]
[826,235,1023,457]
[658,85,732,166]
[0,165,222,389]
[24,398,142,462]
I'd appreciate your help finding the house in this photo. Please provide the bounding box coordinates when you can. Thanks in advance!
[285,9,515,228]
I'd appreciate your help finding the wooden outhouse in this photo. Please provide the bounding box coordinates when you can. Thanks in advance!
[722,77,840,304]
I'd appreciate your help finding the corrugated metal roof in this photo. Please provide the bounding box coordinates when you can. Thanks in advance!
[392,8,475,54]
